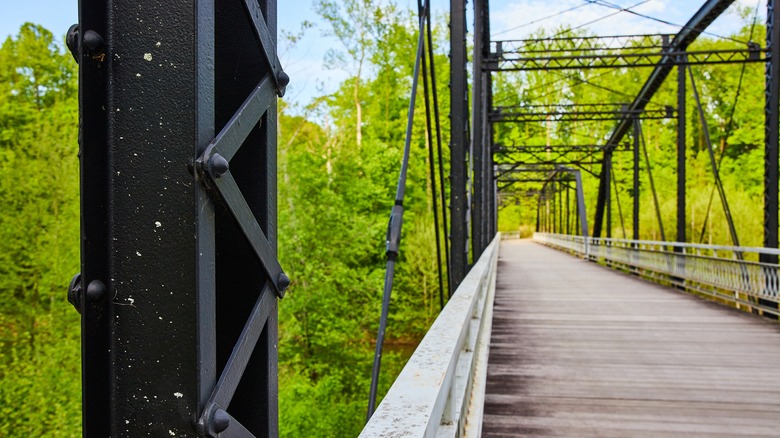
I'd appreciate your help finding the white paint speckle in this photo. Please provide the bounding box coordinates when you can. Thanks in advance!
[128,297,135,305]
[144,53,153,61]
[136,73,141,77]
[173,392,183,398]
[125,420,130,425]
[155,221,162,228]
[169,431,175,436]
[136,251,142,257]
[156,42,162,48]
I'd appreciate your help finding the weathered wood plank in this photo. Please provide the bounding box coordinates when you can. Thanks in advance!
[483,240,780,437]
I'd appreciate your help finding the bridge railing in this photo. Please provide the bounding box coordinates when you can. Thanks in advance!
[534,233,780,317]
[360,234,500,437]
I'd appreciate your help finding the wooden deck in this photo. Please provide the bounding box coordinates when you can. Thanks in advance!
[483,240,780,438]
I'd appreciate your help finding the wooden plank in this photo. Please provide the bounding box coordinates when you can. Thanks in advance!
[483,240,780,437]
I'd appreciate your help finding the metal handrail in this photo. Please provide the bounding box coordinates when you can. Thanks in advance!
[360,234,500,437]
[534,233,780,317]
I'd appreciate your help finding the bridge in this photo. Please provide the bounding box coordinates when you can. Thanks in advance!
[362,234,780,436]
[66,0,780,436]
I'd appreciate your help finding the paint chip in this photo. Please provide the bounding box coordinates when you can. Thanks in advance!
[155,221,162,228]
[144,53,153,61]
[173,392,183,398]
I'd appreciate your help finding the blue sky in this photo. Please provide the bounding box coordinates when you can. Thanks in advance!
[0,1,762,108]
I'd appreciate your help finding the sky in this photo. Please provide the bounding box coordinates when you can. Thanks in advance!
[0,0,764,108]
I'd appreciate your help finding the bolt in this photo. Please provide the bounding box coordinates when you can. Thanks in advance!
[207,153,229,179]
[211,409,230,434]
[86,280,107,303]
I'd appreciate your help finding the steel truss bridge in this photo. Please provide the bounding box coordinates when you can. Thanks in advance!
[66,0,780,436]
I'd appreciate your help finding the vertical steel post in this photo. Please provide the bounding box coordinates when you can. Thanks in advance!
[75,0,280,435]
[450,0,469,289]
[606,163,612,238]
[763,0,780,317]
[566,183,571,234]
[592,150,612,237]
[471,0,486,257]
[765,0,780,264]
[558,181,564,233]
[633,118,641,240]
[575,171,590,239]
[678,62,687,246]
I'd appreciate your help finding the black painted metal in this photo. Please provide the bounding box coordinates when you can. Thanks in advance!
[76,0,281,435]
[449,0,470,289]
[677,63,687,246]
[688,65,741,250]
[490,104,674,123]
[75,1,110,434]
[489,47,762,71]
[592,150,612,237]
[593,0,737,237]
[472,0,488,258]
[765,0,780,265]
[418,2,446,310]
[606,159,612,239]
[424,5,452,298]
[638,122,667,242]
[367,9,427,418]
[633,119,641,240]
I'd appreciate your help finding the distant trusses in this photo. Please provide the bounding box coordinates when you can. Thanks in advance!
[490,103,674,123]
[489,35,763,71]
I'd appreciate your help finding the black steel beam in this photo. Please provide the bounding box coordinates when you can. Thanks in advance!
[764,0,780,264]
[75,0,281,435]
[490,104,674,123]
[449,0,469,289]
[633,119,641,240]
[592,150,612,238]
[677,63,687,245]
[593,0,737,237]
[489,47,763,71]
[472,0,491,258]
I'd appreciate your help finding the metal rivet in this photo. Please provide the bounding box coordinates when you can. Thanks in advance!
[277,70,290,88]
[212,409,230,433]
[83,30,105,52]
[67,273,83,313]
[278,272,291,292]
[86,280,107,303]
[66,24,80,63]
[208,153,229,179]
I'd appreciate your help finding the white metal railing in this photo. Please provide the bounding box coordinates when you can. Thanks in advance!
[534,232,780,317]
[360,234,500,437]
[500,231,521,240]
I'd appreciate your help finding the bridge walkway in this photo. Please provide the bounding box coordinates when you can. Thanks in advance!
[483,239,780,437]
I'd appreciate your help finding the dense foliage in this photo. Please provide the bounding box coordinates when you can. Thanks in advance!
[0,4,770,437]
[0,24,81,436]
